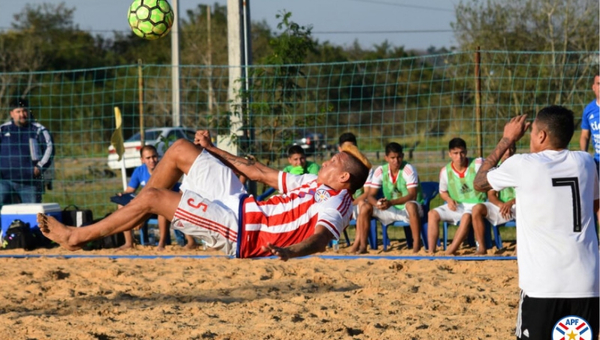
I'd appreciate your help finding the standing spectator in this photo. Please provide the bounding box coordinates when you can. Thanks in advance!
[579,73,600,225]
[283,145,320,175]
[117,145,197,251]
[474,107,599,340]
[0,97,54,208]
[579,73,600,169]
[427,137,485,254]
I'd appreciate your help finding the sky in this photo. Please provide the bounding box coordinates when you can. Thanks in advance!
[0,0,458,50]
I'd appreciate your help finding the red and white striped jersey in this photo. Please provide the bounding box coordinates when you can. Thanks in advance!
[238,172,353,258]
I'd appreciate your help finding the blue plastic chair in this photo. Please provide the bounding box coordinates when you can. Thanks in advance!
[346,218,378,250]
[490,220,516,250]
[442,216,495,250]
[381,181,439,251]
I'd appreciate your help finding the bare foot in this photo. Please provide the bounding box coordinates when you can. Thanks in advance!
[184,242,199,250]
[474,249,487,255]
[348,244,361,253]
[156,244,166,251]
[37,213,81,251]
[354,248,368,255]
[116,243,135,251]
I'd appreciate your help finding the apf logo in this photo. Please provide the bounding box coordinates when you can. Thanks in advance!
[552,316,592,340]
[314,189,331,202]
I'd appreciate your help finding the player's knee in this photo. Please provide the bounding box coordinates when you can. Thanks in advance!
[472,203,486,216]
[405,202,418,215]
[358,200,373,215]
[428,209,439,222]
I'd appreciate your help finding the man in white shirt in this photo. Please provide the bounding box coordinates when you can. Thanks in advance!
[474,106,599,340]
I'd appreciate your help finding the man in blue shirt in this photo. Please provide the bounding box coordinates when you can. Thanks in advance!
[580,74,600,169]
[0,98,54,208]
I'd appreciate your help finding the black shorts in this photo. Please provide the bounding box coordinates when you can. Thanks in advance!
[515,291,599,340]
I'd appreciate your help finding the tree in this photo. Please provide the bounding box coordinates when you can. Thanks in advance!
[450,0,599,123]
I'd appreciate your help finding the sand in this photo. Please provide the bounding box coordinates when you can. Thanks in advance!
[0,243,519,340]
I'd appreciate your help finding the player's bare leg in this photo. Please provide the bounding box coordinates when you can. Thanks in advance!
[40,188,181,250]
[406,202,421,253]
[470,204,488,255]
[156,215,170,251]
[427,210,441,253]
[143,139,203,191]
[117,230,135,251]
[349,200,373,254]
[37,213,81,251]
[446,213,473,255]
[183,235,198,250]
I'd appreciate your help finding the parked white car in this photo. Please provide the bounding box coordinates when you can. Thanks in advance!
[107,127,196,170]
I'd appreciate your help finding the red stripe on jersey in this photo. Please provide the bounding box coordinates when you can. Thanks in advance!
[404,166,413,176]
[174,208,237,242]
[281,172,288,193]
[338,194,352,217]
[238,181,352,258]
[374,166,383,178]
[319,219,340,238]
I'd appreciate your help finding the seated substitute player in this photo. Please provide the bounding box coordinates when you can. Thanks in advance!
[453,143,517,255]
[283,145,320,175]
[473,107,599,340]
[336,132,377,254]
[351,142,424,253]
[427,137,486,254]
[38,130,371,260]
[447,142,517,255]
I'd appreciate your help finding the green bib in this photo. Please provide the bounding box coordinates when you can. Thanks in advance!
[445,159,486,204]
[381,162,424,209]
[353,187,364,200]
[496,161,516,202]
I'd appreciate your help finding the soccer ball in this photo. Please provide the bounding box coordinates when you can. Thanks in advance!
[128,0,174,40]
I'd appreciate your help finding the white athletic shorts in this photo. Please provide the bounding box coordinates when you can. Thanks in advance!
[351,201,423,226]
[171,150,247,256]
[433,202,477,225]
[372,201,423,226]
[483,202,516,226]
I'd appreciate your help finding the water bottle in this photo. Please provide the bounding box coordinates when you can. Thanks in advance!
[200,239,207,251]
[332,239,339,252]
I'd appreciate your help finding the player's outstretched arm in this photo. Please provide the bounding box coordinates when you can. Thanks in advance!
[195,130,279,189]
[261,225,333,261]
[474,115,530,192]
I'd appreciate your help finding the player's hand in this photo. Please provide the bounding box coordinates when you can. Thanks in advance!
[33,166,41,178]
[503,114,531,143]
[447,200,457,211]
[194,130,213,148]
[376,198,390,210]
[499,202,513,219]
[262,243,291,261]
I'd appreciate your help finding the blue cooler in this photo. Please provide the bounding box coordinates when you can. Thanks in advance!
[1,203,62,235]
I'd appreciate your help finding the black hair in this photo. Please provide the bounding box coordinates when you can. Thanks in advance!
[338,132,357,146]
[536,105,574,149]
[385,142,403,155]
[341,152,370,194]
[140,145,158,157]
[448,137,467,151]
[287,145,306,157]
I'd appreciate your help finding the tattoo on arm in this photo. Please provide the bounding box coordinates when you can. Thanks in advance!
[474,137,512,192]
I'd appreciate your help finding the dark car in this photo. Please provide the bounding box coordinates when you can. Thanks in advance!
[289,131,331,157]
